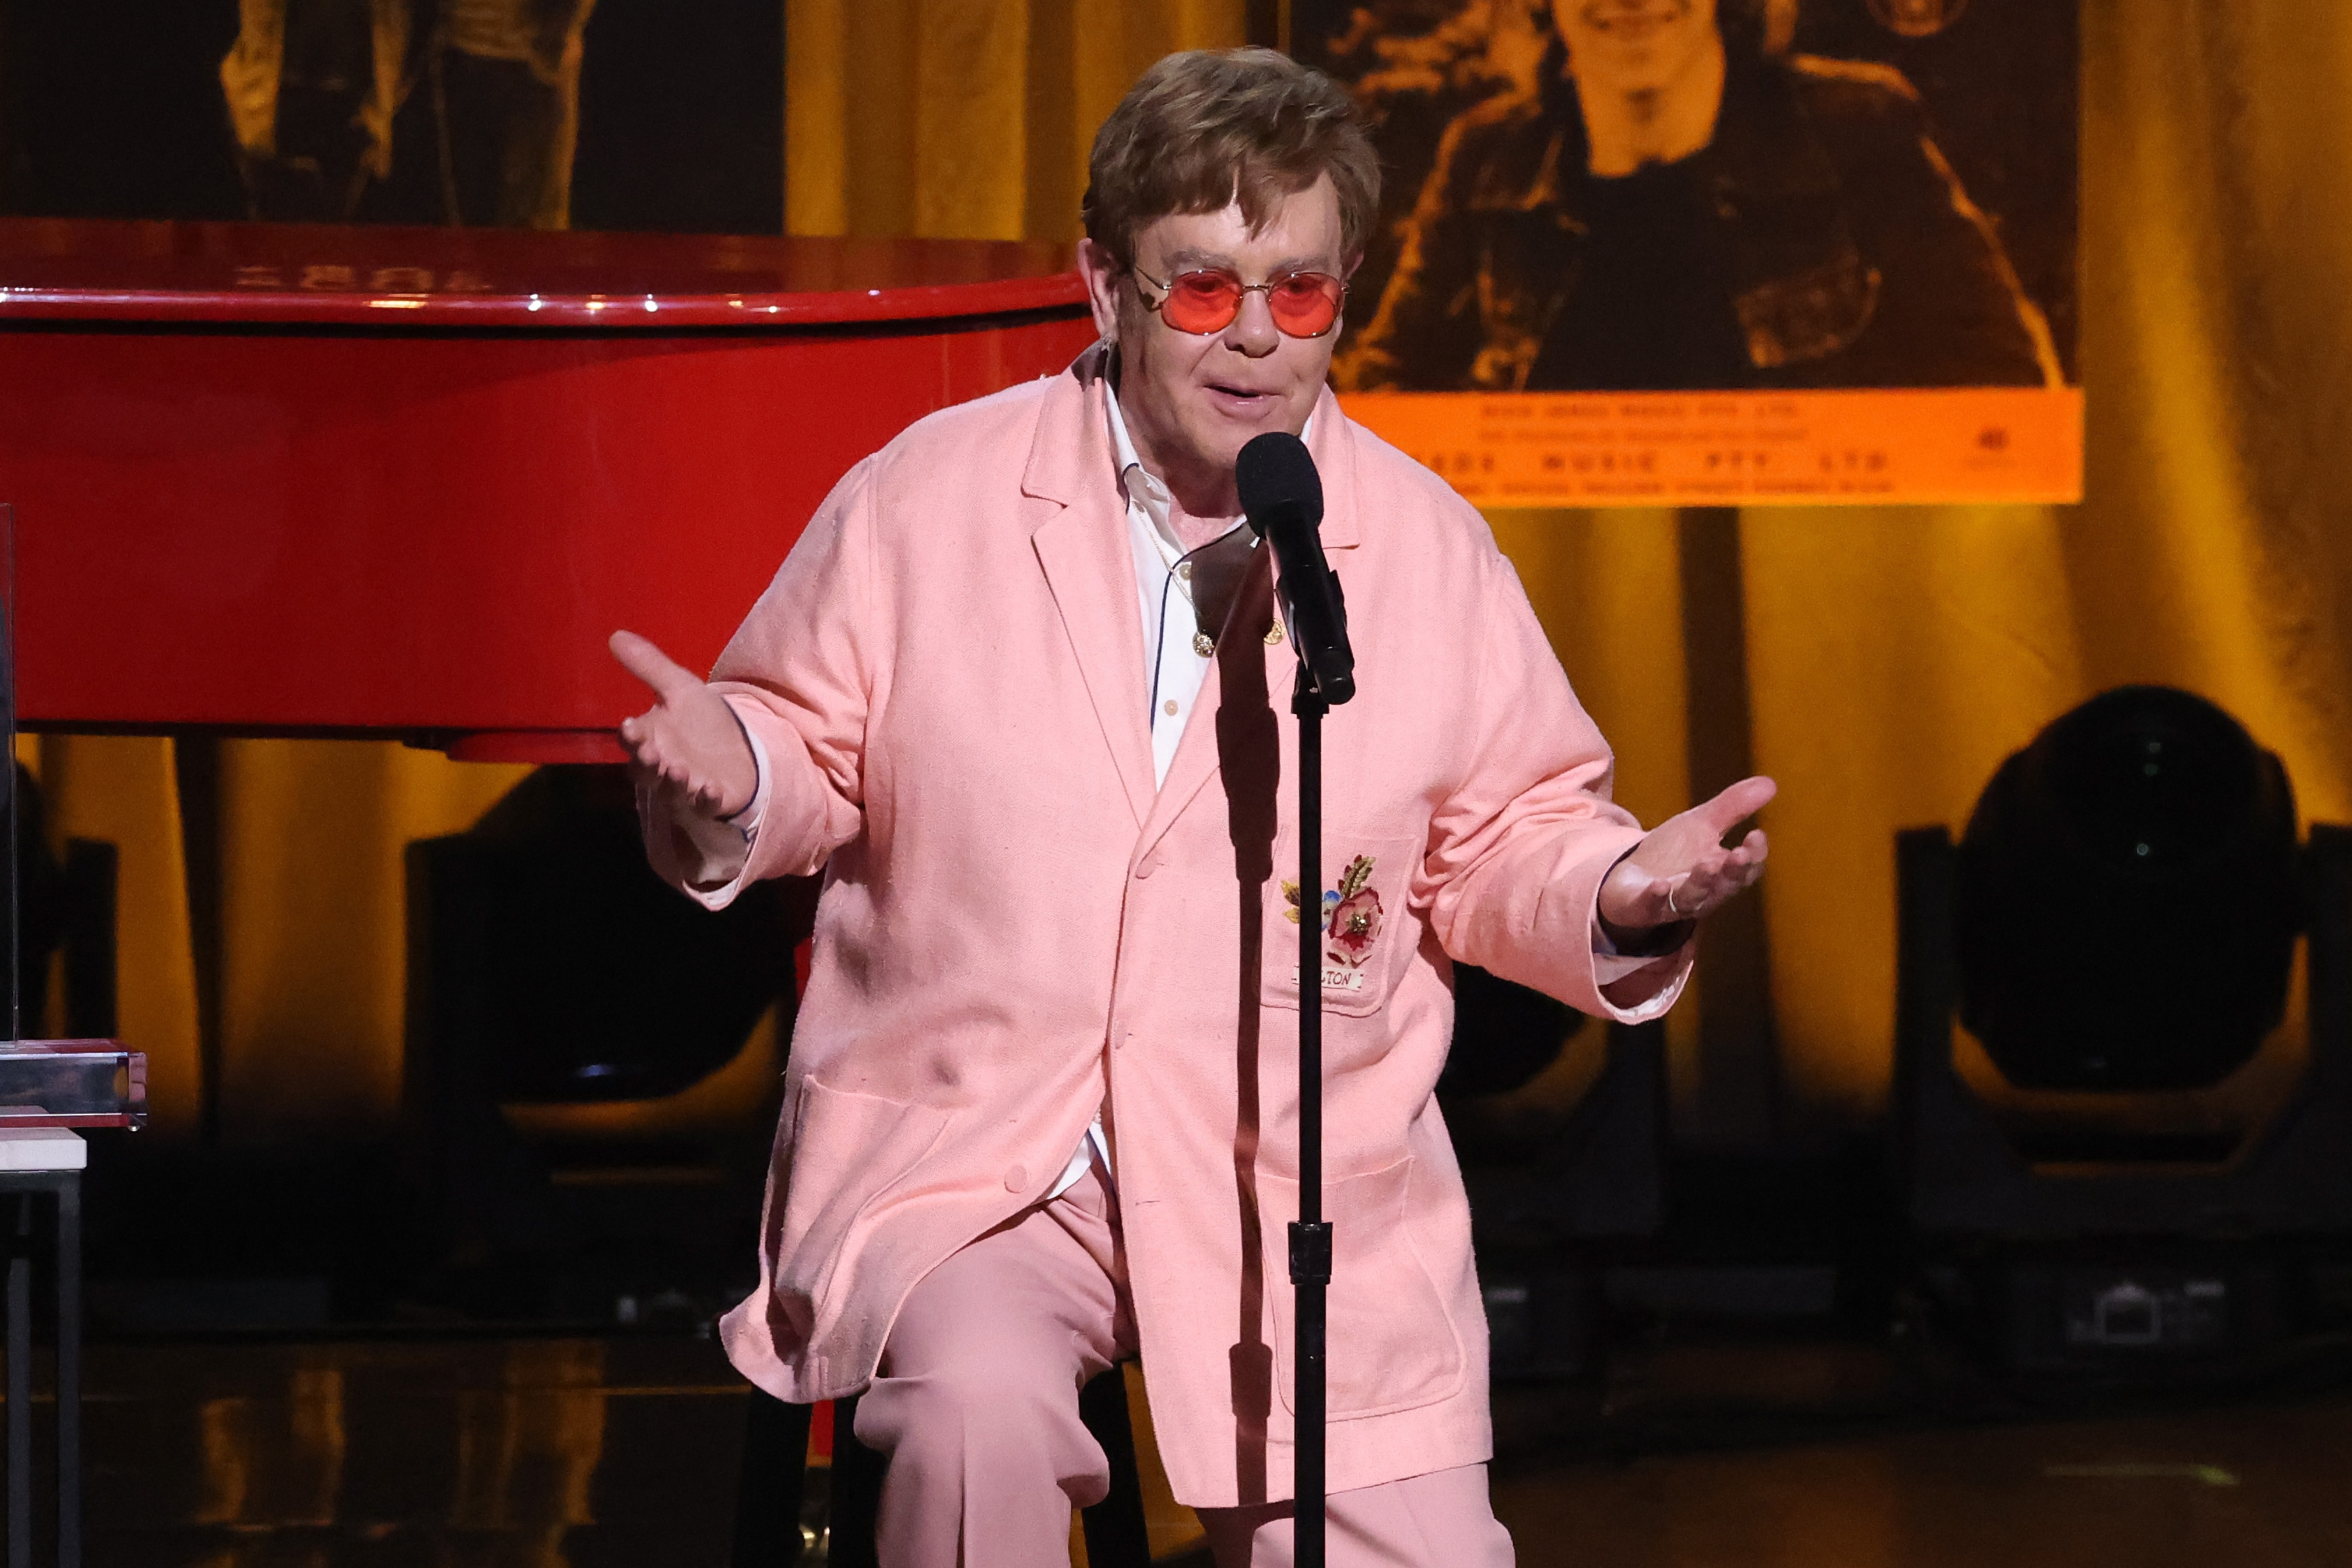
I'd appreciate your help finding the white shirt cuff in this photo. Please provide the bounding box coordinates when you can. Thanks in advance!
[720,695,774,839]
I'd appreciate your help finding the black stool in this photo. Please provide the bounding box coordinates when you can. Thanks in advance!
[732,1372,1153,1566]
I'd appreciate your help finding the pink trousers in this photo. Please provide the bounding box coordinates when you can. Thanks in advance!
[850,1166,1514,1567]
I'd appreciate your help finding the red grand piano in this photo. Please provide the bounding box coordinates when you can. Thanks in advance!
[0,220,1108,1564]
[0,219,1098,760]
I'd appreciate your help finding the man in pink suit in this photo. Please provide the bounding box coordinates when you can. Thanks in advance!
[612,48,1771,1568]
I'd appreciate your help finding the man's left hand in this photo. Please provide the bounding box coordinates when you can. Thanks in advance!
[1598,775,1776,934]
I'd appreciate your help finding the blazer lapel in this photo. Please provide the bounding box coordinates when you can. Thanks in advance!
[1025,353,1156,829]
[1305,385,1361,553]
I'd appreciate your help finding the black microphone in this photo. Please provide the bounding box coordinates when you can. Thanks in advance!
[1236,432,1354,706]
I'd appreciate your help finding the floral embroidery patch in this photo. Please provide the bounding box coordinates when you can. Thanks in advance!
[1283,854,1385,976]
[1323,856,1384,968]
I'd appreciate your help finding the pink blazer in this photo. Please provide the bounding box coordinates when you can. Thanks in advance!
[654,346,1690,1507]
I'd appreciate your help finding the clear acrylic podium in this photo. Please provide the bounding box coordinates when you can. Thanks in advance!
[0,503,146,1568]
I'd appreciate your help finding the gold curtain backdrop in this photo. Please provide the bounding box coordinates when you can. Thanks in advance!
[30,0,2352,1147]
[782,0,1249,241]
[27,734,529,1143]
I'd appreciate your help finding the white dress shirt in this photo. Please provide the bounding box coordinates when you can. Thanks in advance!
[1033,380,1275,1197]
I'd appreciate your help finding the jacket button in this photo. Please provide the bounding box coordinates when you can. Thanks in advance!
[1003,1164,1028,1192]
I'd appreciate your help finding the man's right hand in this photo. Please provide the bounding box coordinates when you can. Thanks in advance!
[610,630,758,820]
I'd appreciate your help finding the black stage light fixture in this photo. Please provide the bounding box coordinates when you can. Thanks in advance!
[1955,685,2301,1092]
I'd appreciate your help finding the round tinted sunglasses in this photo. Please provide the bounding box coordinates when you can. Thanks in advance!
[1131,264,1348,339]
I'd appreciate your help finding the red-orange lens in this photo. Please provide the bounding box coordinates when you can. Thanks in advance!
[1162,271,1244,333]
[1267,273,1344,337]
[1148,268,1345,336]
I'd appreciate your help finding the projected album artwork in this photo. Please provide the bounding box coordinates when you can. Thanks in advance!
[1294,0,2082,506]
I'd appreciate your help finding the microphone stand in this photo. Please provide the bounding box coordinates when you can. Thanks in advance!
[1238,428,1350,1566]
[1289,660,1333,1568]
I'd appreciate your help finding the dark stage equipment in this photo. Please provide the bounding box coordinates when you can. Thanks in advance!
[1440,941,1671,1384]
[0,1045,147,1568]
[6,767,119,1049]
[1895,685,2352,1374]
[1956,684,2301,1092]
[1459,1017,1669,1384]
[407,767,797,1107]
[403,766,810,1309]
[1439,963,1582,1099]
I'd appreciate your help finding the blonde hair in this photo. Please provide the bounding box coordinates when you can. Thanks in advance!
[1082,48,1381,269]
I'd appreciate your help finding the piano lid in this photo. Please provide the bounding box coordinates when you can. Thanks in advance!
[0,218,1100,755]
[0,217,1087,328]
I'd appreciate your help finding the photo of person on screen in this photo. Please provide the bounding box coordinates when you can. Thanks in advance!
[1338,0,2063,393]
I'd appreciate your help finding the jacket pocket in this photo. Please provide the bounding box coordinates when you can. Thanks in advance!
[773,1078,951,1333]
[1261,1158,1466,1419]
[1262,832,1421,1019]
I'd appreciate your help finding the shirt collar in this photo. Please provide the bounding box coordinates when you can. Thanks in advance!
[1103,375,1176,556]
[1104,370,1314,558]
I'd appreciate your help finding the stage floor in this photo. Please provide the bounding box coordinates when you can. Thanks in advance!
[1491,1398,2352,1567]
[65,1333,2352,1566]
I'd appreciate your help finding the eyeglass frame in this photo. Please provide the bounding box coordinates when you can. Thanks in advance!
[1128,262,1350,340]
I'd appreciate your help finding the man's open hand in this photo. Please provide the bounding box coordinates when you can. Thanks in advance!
[1598,775,1776,932]
[610,630,757,820]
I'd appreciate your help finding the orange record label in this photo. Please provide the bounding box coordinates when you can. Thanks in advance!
[1342,387,2083,509]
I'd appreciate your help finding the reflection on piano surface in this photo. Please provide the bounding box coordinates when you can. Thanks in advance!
[0,219,1098,762]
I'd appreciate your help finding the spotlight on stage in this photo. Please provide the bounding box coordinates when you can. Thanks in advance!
[1957,685,2300,1091]
[1894,685,2352,1377]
